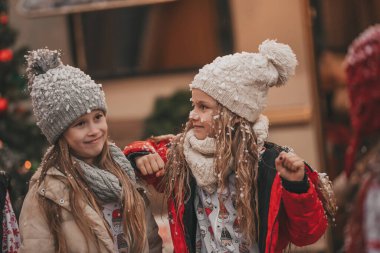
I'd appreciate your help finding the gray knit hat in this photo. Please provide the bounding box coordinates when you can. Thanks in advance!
[190,40,297,122]
[25,49,107,144]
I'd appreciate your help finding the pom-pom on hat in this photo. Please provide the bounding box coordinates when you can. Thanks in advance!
[190,39,297,122]
[25,48,107,144]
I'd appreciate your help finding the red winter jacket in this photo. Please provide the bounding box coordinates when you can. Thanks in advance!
[124,140,328,253]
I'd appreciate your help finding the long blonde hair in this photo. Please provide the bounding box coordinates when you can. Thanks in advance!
[163,105,260,246]
[38,137,147,252]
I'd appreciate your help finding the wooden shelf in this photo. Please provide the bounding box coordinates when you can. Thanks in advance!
[264,105,312,126]
[18,0,176,18]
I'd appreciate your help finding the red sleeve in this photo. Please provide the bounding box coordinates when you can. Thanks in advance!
[123,139,170,162]
[123,139,171,190]
[279,165,328,247]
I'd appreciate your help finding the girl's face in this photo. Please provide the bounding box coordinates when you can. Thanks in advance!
[64,110,107,165]
[190,89,218,140]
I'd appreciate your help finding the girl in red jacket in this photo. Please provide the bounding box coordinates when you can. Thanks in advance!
[125,40,336,253]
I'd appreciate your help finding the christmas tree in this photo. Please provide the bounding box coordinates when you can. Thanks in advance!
[0,0,47,217]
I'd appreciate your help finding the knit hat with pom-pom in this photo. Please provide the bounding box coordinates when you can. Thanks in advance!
[190,40,297,122]
[344,25,380,177]
[25,49,107,144]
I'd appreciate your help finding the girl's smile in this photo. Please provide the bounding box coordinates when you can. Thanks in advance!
[84,135,103,144]
[63,110,107,165]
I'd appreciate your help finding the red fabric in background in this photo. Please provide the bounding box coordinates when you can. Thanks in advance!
[345,25,380,177]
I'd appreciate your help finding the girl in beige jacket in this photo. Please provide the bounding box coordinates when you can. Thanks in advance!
[19,49,162,253]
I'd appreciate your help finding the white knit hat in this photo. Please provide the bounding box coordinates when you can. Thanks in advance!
[190,40,297,122]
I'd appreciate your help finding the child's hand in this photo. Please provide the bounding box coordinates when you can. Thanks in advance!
[275,151,305,181]
[136,153,165,177]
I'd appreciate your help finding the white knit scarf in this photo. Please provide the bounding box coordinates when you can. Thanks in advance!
[183,129,218,194]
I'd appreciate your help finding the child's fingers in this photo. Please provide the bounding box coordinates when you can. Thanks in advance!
[142,156,154,175]
[150,154,165,177]
[276,166,286,176]
[154,154,165,169]
[276,152,303,171]
[275,151,287,168]
[135,153,165,176]
[149,153,165,172]
[155,169,165,177]
[280,153,303,171]
[136,156,148,175]
[275,154,284,171]
[148,156,161,173]
[275,151,305,181]
[290,160,304,172]
[282,155,301,172]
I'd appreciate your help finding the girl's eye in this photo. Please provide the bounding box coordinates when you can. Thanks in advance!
[75,121,85,127]
[200,105,207,110]
[95,113,104,120]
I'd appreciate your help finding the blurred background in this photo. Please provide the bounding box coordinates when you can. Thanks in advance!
[1,0,380,252]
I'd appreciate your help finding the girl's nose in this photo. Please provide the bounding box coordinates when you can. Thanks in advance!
[87,122,100,135]
[189,110,200,120]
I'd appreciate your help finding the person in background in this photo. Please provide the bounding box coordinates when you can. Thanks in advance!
[0,169,20,253]
[19,49,162,253]
[334,24,380,253]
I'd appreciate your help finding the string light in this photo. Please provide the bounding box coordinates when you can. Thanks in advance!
[24,160,32,170]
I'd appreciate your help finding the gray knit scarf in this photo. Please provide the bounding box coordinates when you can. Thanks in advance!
[73,143,136,203]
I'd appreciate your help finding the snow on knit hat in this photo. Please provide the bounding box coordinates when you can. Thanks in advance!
[190,40,297,123]
[25,49,107,144]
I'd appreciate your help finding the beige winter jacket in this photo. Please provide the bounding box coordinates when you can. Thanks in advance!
[19,167,162,253]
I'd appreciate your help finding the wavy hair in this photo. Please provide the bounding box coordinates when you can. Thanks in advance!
[163,105,260,246]
[38,137,147,252]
